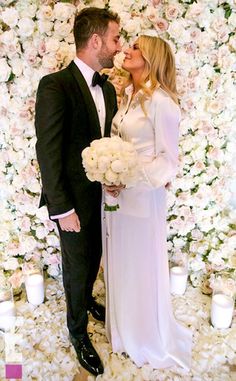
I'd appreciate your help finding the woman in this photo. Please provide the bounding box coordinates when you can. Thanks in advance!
[103,35,192,369]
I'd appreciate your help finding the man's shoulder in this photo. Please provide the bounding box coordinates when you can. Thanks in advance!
[39,62,74,84]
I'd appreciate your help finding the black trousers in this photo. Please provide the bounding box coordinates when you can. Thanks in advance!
[57,208,102,338]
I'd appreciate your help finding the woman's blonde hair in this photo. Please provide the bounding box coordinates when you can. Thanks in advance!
[123,36,179,108]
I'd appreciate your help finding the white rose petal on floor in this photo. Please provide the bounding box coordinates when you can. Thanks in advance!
[0,274,235,381]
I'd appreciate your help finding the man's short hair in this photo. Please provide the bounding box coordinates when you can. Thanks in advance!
[73,7,120,51]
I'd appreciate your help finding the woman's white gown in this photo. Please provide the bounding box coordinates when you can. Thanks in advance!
[103,85,192,369]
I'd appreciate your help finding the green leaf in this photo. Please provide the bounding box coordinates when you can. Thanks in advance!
[104,203,120,212]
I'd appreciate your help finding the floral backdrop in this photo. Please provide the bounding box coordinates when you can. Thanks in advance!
[0,0,236,292]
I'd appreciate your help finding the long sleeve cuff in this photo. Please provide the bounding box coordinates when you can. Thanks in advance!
[50,208,75,220]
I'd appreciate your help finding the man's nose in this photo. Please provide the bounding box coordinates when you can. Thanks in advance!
[117,40,122,52]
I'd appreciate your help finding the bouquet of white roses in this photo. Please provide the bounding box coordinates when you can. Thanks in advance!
[82,136,140,211]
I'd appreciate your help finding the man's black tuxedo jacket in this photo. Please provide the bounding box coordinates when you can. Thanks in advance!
[35,61,117,225]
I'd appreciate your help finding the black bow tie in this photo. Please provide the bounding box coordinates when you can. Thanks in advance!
[92,71,108,87]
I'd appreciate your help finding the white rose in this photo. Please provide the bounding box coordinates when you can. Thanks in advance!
[168,20,189,43]
[93,172,104,183]
[42,54,58,71]
[47,234,60,247]
[37,19,53,35]
[17,18,35,37]
[1,8,19,28]
[16,2,37,18]
[86,172,96,182]
[35,226,48,240]
[0,228,10,242]
[12,175,24,188]
[19,235,37,254]
[229,35,236,51]
[0,30,18,46]
[45,38,60,53]
[206,97,225,114]
[3,258,19,271]
[114,52,125,70]
[36,5,54,21]
[105,168,119,184]
[0,58,11,82]
[54,3,75,22]
[108,2,126,13]
[55,42,74,64]
[27,181,41,194]
[228,12,236,30]
[125,17,141,35]
[111,159,127,173]
[12,77,33,98]
[87,0,105,8]
[9,57,23,77]
[97,156,110,172]
[54,21,72,39]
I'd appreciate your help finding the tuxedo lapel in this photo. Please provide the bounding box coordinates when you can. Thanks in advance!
[68,61,102,140]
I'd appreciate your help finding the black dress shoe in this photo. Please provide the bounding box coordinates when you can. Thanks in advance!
[70,333,104,376]
[88,300,105,322]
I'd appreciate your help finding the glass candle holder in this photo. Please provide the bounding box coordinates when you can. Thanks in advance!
[23,262,44,306]
[211,288,235,329]
[0,283,16,331]
[169,257,188,296]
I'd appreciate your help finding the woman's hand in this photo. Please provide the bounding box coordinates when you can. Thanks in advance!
[104,184,125,198]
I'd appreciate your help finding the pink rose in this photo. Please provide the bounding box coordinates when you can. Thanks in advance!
[154,17,169,32]
[165,5,180,20]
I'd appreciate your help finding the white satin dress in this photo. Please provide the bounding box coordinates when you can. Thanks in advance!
[103,85,192,369]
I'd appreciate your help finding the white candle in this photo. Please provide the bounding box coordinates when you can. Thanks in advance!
[25,274,44,305]
[211,293,234,329]
[170,266,188,295]
[0,301,16,331]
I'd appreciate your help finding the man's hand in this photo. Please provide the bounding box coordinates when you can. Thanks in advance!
[104,184,125,198]
[58,212,81,232]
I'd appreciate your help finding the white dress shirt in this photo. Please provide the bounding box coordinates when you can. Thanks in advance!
[51,57,106,220]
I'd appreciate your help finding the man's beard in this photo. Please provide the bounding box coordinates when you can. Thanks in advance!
[98,42,115,69]
[98,55,114,69]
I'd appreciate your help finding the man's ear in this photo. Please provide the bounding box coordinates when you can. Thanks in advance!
[90,33,102,50]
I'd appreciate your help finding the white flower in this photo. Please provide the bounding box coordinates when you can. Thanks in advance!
[37,19,53,34]
[9,57,24,77]
[1,7,19,27]
[36,5,54,21]
[105,168,119,184]
[54,21,72,39]
[0,228,10,242]
[19,235,37,254]
[114,52,125,70]
[82,137,139,186]
[111,159,127,173]
[168,20,189,43]
[0,58,11,82]
[3,257,19,271]
[41,54,58,71]
[45,38,60,53]
[53,3,75,22]
[124,17,142,36]
[17,18,35,37]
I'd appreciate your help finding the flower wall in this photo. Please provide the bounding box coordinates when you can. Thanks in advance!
[0,0,235,289]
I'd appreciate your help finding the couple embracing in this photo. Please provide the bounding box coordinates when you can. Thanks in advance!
[35,7,192,377]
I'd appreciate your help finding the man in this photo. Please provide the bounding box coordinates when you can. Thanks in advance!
[35,7,121,376]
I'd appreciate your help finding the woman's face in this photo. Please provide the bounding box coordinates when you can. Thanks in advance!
[122,40,146,74]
